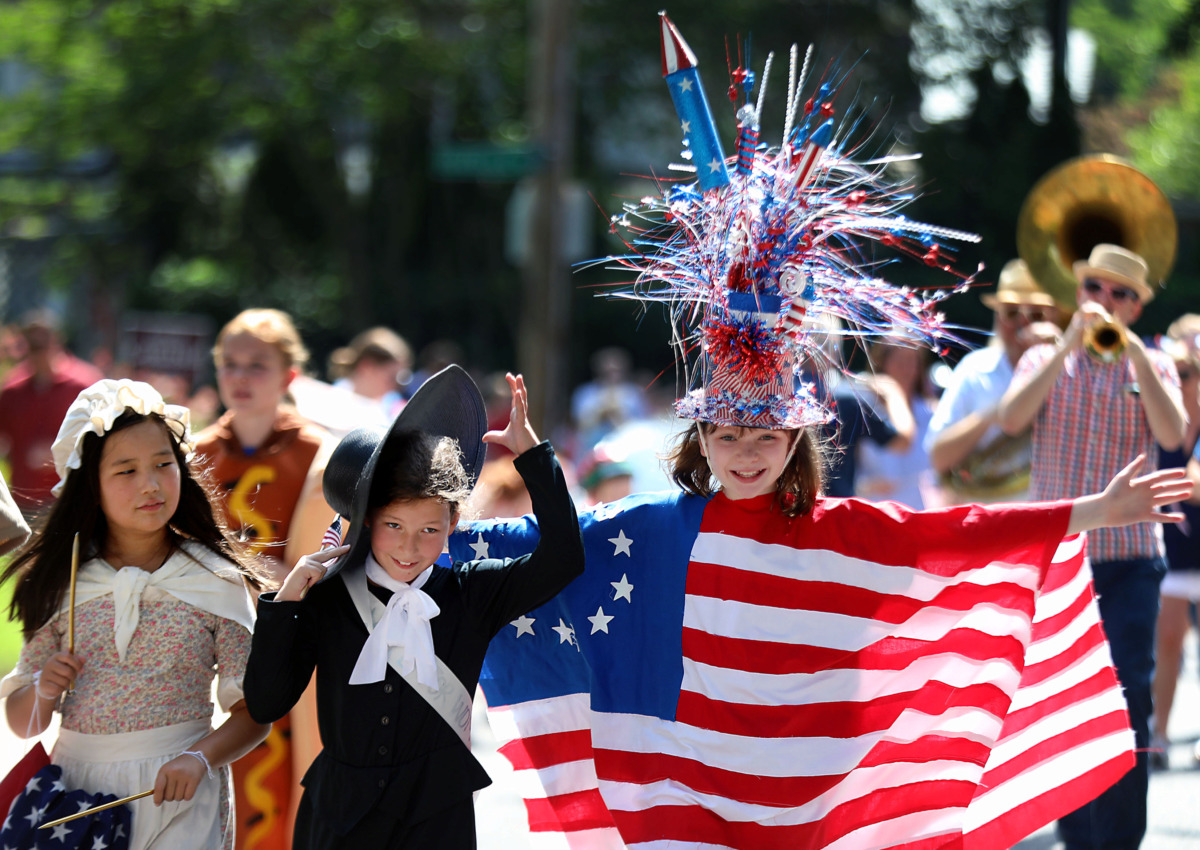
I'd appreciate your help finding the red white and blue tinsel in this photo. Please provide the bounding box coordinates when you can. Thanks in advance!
[605,12,979,428]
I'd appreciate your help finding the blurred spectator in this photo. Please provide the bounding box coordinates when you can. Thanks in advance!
[590,377,680,495]
[0,324,28,384]
[804,316,914,498]
[481,371,517,459]
[0,309,104,515]
[926,259,1060,504]
[193,307,336,850]
[856,341,938,508]
[0,473,29,557]
[472,456,534,519]
[328,326,413,418]
[570,346,649,450]
[578,446,634,506]
[411,338,465,392]
[1150,313,1200,768]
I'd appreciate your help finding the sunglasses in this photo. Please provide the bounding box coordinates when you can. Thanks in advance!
[999,306,1053,323]
[1082,278,1138,304]
[1178,367,1197,382]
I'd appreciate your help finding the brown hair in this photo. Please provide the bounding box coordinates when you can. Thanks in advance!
[369,431,473,518]
[3,411,263,636]
[213,308,310,373]
[666,422,827,517]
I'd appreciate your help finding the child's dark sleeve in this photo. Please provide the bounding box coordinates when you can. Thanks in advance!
[243,591,319,724]
[470,441,584,627]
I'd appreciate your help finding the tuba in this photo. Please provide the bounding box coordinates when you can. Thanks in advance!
[1016,154,1177,312]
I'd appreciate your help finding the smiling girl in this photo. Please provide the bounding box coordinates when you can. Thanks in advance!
[0,379,269,849]
[242,366,583,849]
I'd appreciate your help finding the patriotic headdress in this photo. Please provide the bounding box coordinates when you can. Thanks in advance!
[607,12,979,428]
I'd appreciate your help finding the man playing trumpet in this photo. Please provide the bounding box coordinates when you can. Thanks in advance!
[998,243,1185,850]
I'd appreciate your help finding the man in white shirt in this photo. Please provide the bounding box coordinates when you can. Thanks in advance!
[925,259,1061,503]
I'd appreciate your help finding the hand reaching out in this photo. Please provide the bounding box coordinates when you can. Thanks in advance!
[1067,455,1195,536]
[483,373,540,456]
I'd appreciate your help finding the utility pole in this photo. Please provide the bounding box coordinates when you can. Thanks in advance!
[519,0,575,435]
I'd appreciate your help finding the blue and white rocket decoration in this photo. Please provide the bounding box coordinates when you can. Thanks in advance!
[660,12,730,193]
[604,12,981,429]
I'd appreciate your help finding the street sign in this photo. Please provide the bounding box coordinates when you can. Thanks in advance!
[431,142,543,181]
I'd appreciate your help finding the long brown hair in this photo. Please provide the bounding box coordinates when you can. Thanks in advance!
[666,422,828,517]
[2,411,263,636]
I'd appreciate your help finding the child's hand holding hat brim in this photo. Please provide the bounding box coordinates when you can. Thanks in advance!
[278,544,351,602]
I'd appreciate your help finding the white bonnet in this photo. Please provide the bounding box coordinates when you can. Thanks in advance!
[51,379,193,497]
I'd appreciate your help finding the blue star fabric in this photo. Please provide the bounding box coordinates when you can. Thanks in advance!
[0,764,131,850]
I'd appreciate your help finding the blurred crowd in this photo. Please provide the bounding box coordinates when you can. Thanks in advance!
[1,246,1199,843]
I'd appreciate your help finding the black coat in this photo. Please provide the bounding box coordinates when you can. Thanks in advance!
[243,442,583,848]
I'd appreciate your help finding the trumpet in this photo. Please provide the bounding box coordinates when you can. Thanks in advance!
[1083,318,1127,363]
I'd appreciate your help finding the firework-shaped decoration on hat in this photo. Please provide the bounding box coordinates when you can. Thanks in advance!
[607,12,979,429]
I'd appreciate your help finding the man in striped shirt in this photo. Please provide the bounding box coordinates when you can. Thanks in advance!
[998,243,1185,849]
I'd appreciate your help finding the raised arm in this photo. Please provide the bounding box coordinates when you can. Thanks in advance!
[1125,336,1185,451]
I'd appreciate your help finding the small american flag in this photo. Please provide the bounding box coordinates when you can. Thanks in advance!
[321,515,344,550]
[0,764,132,849]
[450,493,1132,849]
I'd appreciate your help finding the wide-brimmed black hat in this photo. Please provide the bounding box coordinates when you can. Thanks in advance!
[320,364,487,579]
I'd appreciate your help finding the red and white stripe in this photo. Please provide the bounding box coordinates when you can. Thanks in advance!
[320,515,344,550]
[488,500,1130,849]
[488,693,624,849]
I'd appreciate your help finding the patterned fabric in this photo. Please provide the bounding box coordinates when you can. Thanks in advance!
[1013,344,1180,562]
[0,764,131,850]
[2,594,250,735]
[451,492,1133,849]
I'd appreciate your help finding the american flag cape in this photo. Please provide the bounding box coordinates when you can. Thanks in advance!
[449,491,1134,850]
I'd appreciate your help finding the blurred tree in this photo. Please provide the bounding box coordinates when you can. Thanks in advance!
[1068,0,1200,328]
[0,0,525,362]
[13,1,1184,426]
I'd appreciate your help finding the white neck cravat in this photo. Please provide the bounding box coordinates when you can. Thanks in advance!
[348,555,441,689]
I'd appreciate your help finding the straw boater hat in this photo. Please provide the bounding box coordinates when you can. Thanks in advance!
[319,364,487,580]
[980,259,1057,310]
[1072,243,1155,303]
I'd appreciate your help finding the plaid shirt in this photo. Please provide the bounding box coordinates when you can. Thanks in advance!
[1012,343,1180,562]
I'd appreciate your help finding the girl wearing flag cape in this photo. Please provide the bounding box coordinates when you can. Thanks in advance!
[0,379,270,849]
[241,367,583,848]
[444,13,1195,849]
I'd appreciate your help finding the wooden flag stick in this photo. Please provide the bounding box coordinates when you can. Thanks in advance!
[68,533,79,651]
[66,533,79,696]
[38,789,153,829]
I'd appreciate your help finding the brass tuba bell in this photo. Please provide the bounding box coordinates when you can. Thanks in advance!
[1016,154,1177,312]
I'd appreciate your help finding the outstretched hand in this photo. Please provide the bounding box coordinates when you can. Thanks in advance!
[482,373,540,456]
[1067,455,1194,536]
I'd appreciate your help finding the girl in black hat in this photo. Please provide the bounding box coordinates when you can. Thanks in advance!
[242,368,583,849]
